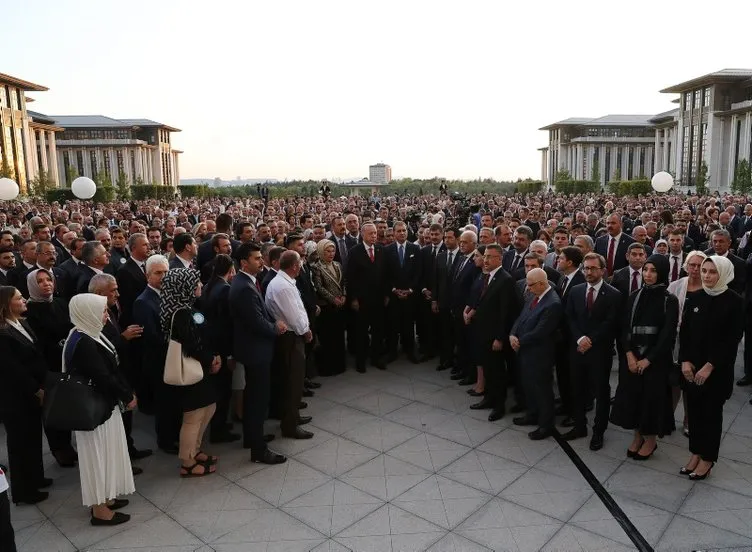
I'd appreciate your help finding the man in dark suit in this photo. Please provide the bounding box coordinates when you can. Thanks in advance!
[468,244,520,421]
[116,234,149,328]
[8,239,36,289]
[0,246,15,286]
[132,255,176,451]
[199,233,233,284]
[509,268,563,440]
[56,237,86,300]
[667,229,688,284]
[346,223,389,372]
[229,242,287,464]
[169,233,197,270]
[611,243,647,301]
[105,228,130,275]
[417,224,446,363]
[51,224,71,265]
[330,216,355,271]
[704,229,746,295]
[561,253,621,450]
[261,246,285,296]
[502,226,533,274]
[431,228,461,373]
[16,242,64,299]
[594,214,636,278]
[76,241,111,295]
[384,222,422,363]
[197,213,240,272]
[451,231,480,384]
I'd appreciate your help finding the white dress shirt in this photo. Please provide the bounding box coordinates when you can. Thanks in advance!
[176,255,193,268]
[265,270,310,336]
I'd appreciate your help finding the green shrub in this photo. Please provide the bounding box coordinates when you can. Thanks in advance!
[130,185,175,200]
[178,184,209,198]
[45,188,76,203]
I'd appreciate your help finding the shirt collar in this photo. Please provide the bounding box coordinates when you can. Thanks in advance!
[279,271,296,285]
[488,265,501,280]
[240,270,257,284]
[588,279,604,294]
[538,285,552,301]
[147,284,161,296]
[177,255,192,267]
[610,232,622,242]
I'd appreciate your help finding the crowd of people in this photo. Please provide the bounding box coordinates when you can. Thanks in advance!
[0,188,750,548]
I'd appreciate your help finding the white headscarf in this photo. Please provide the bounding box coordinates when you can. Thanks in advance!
[65,294,117,360]
[703,255,734,297]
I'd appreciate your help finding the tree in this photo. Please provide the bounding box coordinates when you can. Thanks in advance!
[115,171,130,200]
[591,163,600,184]
[134,175,145,187]
[0,156,14,179]
[696,161,709,195]
[555,169,571,183]
[732,159,752,194]
[29,168,55,197]
[613,167,622,182]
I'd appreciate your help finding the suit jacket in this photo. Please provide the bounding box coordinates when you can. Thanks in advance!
[56,258,81,299]
[0,320,47,415]
[730,216,744,240]
[594,233,636,275]
[51,238,71,265]
[610,265,640,302]
[132,286,165,380]
[332,234,357,270]
[558,270,586,304]
[203,279,233,357]
[502,248,528,274]
[311,261,345,306]
[169,256,192,270]
[76,264,99,295]
[450,255,479,313]
[106,248,129,274]
[473,268,520,346]
[512,264,562,286]
[261,268,278,297]
[297,263,318,321]
[432,249,462,310]
[385,241,422,293]
[420,243,446,293]
[565,282,620,357]
[229,271,277,367]
[510,289,562,366]
[0,269,9,286]
[116,257,148,327]
[196,237,241,272]
[345,243,388,305]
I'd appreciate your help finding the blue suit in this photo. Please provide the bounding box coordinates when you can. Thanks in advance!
[511,288,563,431]
[229,271,277,453]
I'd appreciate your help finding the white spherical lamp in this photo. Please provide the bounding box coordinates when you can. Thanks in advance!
[0,177,19,200]
[71,176,96,199]
[651,171,674,193]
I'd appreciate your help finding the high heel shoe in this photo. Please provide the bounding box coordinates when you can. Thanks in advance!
[633,443,658,461]
[689,462,714,481]
[626,439,645,458]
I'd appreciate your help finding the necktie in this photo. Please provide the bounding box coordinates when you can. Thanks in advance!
[531,296,539,309]
[255,278,262,293]
[432,245,437,258]
[560,276,568,294]
[338,238,347,262]
[512,254,521,272]
[447,251,454,268]
[368,246,374,263]
[140,262,146,274]
[586,286,595,311]
[630,270,639,293]
[481,273,490,296]
[671,256,679,282]
[606,237,616,276]
[398,244,404,267]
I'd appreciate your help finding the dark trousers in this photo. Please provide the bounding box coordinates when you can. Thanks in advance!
[438,309,455,368]
[452,312,473,379]
[686,389,724,462]
[387,297,416,356]
[570,351,611,435]
[242,361,271,455]
[4,409,44,501]
[43,427,73,456]
[210,359,233,437]
[481,347,507,409]
[744,308,752,378]
[416,298,438,356]
[122,410,135,452]
[554,339,572,415]
[275,333,306,435]
[346,309,357,355]
[521,354,555,431]
[0,491,17,552]
[355,302,385,368]
[505,349,525,408]
[154,383,181,448]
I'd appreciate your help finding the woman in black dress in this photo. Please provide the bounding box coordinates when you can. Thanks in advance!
[678,256,743,480]
[311,239,346,376]
[160,268,221,477]
[0,286,50,505]
[463,246,486,396]
[611,254,679,460]
[24,269,78,467]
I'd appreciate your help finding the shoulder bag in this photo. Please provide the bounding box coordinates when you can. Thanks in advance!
[163,309,204,386]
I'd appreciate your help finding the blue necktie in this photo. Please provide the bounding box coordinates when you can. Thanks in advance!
[398,244,404,267]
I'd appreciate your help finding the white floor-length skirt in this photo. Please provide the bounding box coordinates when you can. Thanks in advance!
[75,406,135,507]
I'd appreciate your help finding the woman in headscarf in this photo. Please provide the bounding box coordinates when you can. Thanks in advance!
[24,269,78,468]
[311,239,346,376]
[159,268,221,478]
[66,293,135,526]
[610,254,679,461]
[667,251,707,437]
[678,256,743,480]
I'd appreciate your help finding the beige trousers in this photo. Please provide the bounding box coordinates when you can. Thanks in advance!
[178,403,216,464]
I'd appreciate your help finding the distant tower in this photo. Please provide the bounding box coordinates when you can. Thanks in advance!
[369,163,392,184]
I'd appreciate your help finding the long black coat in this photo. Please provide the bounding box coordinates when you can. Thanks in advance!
[0,321,47,415]
[24,298,72,373]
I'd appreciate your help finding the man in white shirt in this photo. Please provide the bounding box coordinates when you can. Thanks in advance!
[169,234,196,269]
[265,250,314,440]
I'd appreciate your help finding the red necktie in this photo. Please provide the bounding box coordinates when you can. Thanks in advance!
[630,270,638,293]
[606,237,615,276]
[255,279,262,293]
[531,296,539,309]
[368,247,374,263]
[671,256,679,282]
[586,286,595,311]
[481,273,490,296]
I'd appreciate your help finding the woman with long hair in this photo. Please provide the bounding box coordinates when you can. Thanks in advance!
[611,254,679,460]
[24,269,77,467]
[0,286,49,505]
[160,268,221,477]
[463,246,486,397]
[311,239,346,376]
[678,256,743,480]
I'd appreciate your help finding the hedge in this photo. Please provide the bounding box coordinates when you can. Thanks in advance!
[606,179,652,196]
[178,184,209,198]
[554,180,600,195]
[130,185,176,200]
[516,180,545,194]
[45,186,115,203]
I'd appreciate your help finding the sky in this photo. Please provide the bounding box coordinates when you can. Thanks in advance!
[5,0,752,182]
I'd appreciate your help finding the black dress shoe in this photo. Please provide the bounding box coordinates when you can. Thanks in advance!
[488,409,504,422]
[13,491,49,506]
[418,354,432,363]
[282,428,314,439]
[304,379,322,389]
[528,428,553,441]
[299,401,308,409]
[589,434,604,451]
[37,478,53,489]
[436,363,448,371]
[467,389,485,397]
[244,435,275,449]
[129,448,153,460]
[297,416,313,425]
[109,498,129,510]
[356,364,366,373]
[132,466,143,476]
[210,432,241,444]
[375,359,386,370]
[251,449,287,464]
[407,355,420,364]
[738,376,752,387]
[513,416,536,426]
[469,399,493,410]
[302,388,314,398]
[560,417,576,428]
[458,377,475,386]
[450,373,464,381]
[561,428,587,441]
[91,512,130,526]
[510,404,525,414]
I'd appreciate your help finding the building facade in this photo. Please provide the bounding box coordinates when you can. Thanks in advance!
[369,163,392,184]
[540,69,752,192]
[0,73,61,193]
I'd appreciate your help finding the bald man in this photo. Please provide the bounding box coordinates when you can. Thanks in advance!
[509,268,563,440]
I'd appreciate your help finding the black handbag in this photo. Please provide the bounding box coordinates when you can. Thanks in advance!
[42,331,112,432]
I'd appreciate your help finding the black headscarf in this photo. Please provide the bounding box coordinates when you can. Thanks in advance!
[159,268,201,338]
[643,254,669,289]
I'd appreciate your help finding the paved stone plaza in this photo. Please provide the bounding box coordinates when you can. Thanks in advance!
[5,352,752,552]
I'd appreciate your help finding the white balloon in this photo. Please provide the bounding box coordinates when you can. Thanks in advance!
[651,171,674,193]
[71,176,96,199]
[0,177,19,200]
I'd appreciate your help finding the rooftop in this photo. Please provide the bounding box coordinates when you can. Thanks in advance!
[539,114,655,131]
[0,72,48,92]
[46,114,181,132]
[660,68,752,93]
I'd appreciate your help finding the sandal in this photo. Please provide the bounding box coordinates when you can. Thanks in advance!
[180,461,216,478]
[195,451,218,464]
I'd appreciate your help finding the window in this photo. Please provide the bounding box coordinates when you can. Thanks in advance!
[90,150,98,176]
[684,92,692,111]
[703,87,711,108]
[76,151,84,176]
[0,86,5,108]
[682,126,690,185]
[639,147,646,177]
[9,87,18,110]
[116,129,130,139]
[604,148,611,181]
[116,150,125,175]
[63,151,71,184]
[130,150,136,178]
[693,90,701,110]
[627,148,634,180]
[103,150,111,177]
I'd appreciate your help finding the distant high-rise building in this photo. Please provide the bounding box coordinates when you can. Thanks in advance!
[369,163,392,184]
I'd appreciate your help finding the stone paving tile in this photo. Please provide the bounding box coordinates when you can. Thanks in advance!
[5,352,752,551]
